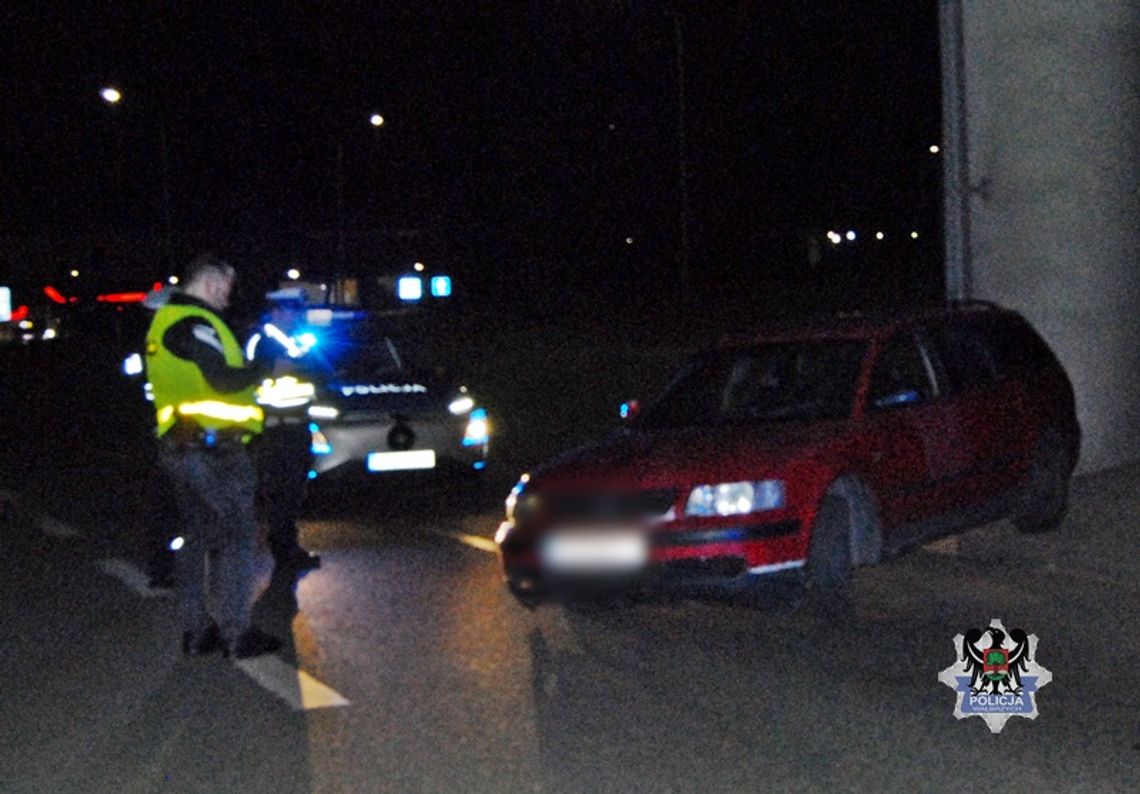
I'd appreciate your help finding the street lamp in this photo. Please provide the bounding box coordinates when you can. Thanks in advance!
[335,111,386,276]
[98,87,175,270]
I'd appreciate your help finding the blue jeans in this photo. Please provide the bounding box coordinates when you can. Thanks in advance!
[159,440,258,646]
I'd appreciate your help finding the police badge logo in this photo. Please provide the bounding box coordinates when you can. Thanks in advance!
[937,618,1052,734]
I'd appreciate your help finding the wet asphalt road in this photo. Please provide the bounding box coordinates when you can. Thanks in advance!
[2,453,1139,793]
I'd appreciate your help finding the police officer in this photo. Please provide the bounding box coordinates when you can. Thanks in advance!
[247,290,321,570]
[145,253,281,659]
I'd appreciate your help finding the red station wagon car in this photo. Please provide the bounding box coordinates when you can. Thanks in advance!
[496,302,1080,604]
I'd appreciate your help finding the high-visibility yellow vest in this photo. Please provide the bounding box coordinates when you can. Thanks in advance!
[145,302,264,438]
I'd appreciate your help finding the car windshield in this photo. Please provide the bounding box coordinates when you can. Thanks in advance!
[637,339,868,429]
[304,319,405,380]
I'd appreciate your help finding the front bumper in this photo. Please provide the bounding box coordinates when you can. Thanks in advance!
[310,418,487,478]
[499,518,807,601]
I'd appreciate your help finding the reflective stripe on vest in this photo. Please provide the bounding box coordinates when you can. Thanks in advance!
[145,303,264,437]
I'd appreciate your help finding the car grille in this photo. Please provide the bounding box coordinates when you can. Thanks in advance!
[540,488,678,523]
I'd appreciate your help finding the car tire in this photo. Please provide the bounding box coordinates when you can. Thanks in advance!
[805,493,852,591]
[1014,433,1070,534]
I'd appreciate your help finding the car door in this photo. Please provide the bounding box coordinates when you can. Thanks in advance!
[863,330,953,529]
[921,318,1029,504]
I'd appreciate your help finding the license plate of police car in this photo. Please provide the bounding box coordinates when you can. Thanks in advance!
[367,450,437,471]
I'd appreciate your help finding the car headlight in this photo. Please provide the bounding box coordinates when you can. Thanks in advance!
[684,480,785,517]
[449,395,475,415]
[463,408,489,446]
[308,404,339,419]
[122,352,143,377]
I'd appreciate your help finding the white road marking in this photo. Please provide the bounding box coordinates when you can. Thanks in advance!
[96,559,172,598]
[426,527,498,554]
[922,536,961,556]
[40,515,82,539]
[236,655,351,711]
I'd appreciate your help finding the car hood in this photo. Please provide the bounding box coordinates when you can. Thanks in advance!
[531,420,850,490]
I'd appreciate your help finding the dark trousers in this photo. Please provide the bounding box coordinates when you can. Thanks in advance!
[256,421,312,553]
[158,440,258,645]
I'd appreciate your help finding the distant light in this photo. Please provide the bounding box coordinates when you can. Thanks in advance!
[430,276,452,298]
[473,461,487,470]
[19,320,33,330]
[42,328,57,340]
[875,232,884,240]
[308,470,318,480]
[911,231,919,239]
[625,237,634,244]
[845,230,856,241]
[370,114,385,127]
[0,287,9,322]
[168,276,179,285]
[69,269,80,278]
[286,268,301,280]
[929,144,940,154]
[100,87,122,104]
[398,276,423,301]
[608,123,616,131]
[297,332,318,349]
[122,353,144,376]
[169,536,185,551]
[413,262,425,272]
[826,231,841,245]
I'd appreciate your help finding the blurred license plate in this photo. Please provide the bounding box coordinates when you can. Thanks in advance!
[367,450,436,471]
[542,530,648,573]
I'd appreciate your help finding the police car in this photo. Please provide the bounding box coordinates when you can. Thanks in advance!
[295,306,489,482]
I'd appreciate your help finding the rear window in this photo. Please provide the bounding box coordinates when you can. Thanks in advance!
[974,315,1060,377]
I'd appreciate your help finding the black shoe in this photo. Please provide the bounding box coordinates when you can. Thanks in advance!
[181,622,222,657]
[224,628,283,660]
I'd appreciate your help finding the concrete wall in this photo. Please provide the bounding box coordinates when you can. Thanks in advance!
[946,1,1140,472]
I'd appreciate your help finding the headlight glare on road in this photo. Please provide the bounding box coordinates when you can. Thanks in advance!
[685,480,785,516]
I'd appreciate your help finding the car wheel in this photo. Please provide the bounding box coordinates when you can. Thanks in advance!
[805,494,852,591]
[1014,434,1070,534]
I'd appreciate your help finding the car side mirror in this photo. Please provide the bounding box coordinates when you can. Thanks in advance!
[619,399,640,422]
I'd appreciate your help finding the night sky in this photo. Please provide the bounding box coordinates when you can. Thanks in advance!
[1,2,943,316]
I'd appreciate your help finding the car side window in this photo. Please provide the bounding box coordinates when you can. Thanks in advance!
[869,333,935,410]
[927,321,998,395]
